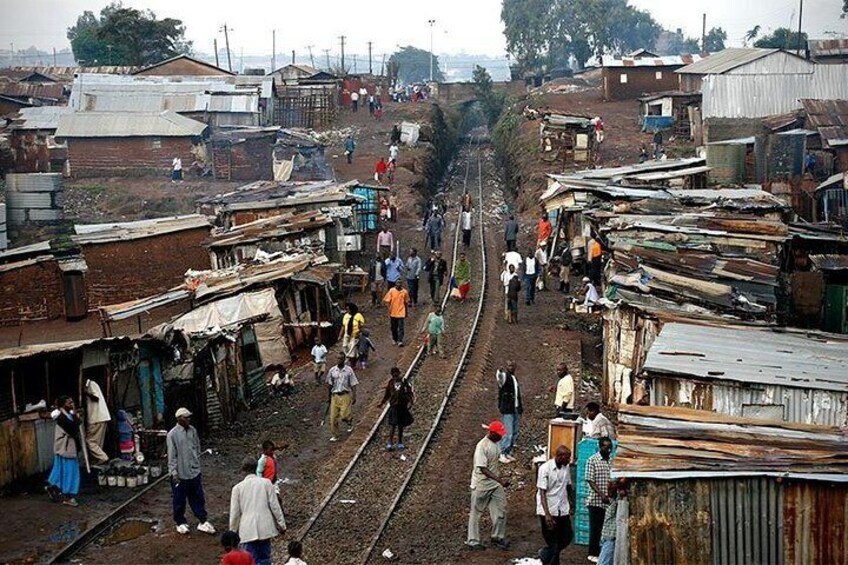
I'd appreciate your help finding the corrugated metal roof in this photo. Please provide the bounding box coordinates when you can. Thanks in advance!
[0,82,64,100]
[9,105,73,130]
[55,110,207,138]
[613,405,848,481]
[702,65,848,119]
[643,322,848,393]
[676,48,780,75]
[602,54,701,68]
[801,99,848,148]
[810,254,848,271]
[0,337,130,363]
[132,54,234,76]
[73,214,211,244]
[808,38,848,58]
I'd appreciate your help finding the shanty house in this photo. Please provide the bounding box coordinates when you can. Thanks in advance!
[638,91,702,138]
[204,210,333,269]
[7,106,72,173]
[601,54,702,101]
[539,113,597,165]
[0,82,66,108]
[132,54,234,77]
[808,38,848,64]
[613,405,848,565]
[676,48,813,94]
[642,322,848,426]
[55,110,208,177]
[210,127,278,181]
[0,337,170,487]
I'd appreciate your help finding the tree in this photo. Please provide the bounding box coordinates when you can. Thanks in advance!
[754,27,808,50]
[501,0,662,72]
[472,65,506,128]
[387,46,444,84]
[843,0,847,18]
[67,2,192,66]
[704,27,727,52]
[744,25,761,46]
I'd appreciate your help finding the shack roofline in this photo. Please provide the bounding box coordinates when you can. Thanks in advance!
[72,215,212,245]
[612,405,848,482]
[55,110,208,139]
[674,47,807,75]
[642,322,848,393]
[132,54,235,76]
[0,336,132,363]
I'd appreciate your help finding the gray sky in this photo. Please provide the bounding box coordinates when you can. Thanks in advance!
[1,0,846,59]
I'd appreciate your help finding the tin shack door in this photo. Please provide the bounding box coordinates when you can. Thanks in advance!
[62,272,88,320]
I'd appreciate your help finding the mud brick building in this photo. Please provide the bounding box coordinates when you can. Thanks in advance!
[0,216,212,325]
[54,110,208,177]
[601,52,701,101]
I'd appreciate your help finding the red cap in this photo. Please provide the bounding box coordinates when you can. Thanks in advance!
[486,420,507,436]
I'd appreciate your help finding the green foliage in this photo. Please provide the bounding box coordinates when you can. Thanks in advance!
[754,27,808,50]
[704,27,727,52]
[501,0,662,72]
[388,46,444,84]
[472,65,507,129]
[744,25,761,46]
[67,2,192,66]
[844,0,847,17]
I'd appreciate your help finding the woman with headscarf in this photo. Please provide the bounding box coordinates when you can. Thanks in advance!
[338,302,365,362]
[46,396,82,506]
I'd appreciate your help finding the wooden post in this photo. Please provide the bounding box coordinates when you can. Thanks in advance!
[44,360,50,405]
[314,285,322,342]
[10,369,17,414]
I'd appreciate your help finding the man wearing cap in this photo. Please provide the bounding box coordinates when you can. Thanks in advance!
[581,277,599,307]
[167,408,216,535]
[466,421,511,551]
[229,456,286,565]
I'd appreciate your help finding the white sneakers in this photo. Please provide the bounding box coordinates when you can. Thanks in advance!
[588,556,599,563]
[330,436,339,442]
[499,454,515,464]
[177,522,215,535]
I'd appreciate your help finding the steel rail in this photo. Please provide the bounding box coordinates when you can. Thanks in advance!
[359,144,487,564]
[296,137,476,543]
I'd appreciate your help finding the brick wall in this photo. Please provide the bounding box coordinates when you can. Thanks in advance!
[212,137,274,181]
[81,227,211,307]
[603,66,682,101]
[66,137,197,178]
[0,259,65,325]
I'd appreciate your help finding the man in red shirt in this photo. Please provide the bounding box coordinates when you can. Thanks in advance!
[538,213,553,246]
[375,157,388,183]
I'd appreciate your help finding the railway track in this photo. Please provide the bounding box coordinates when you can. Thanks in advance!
[47,139,489,565]
[297,140,489,565]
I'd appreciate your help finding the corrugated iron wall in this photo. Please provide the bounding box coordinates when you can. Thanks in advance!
[652,377,848,427]
[629,478,848,565]
[710,477,783,565]
[783,481,848,565]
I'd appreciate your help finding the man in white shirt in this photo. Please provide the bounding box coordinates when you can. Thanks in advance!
[585,402,615,439]
[466,421,511,551]
[503,250,522,273]
[389,143,399,163]
[554,362,575,416]
[311,336,328,385]
[461,209,473,247]
[171,156,183,183]
[581,277,600,307]
[500,264,518,321]
[523,247,538,305]
[84,379,111,464]
[351,90,360,112]
[536,445,574,565]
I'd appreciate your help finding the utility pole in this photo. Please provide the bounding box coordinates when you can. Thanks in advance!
[9,43,14,67]
[214,38,220,68]
[53,47,57,66]
[271,30,276,73]
[701,14,707,53]
[307,45,315,68]
[323,48,331,71]
[220,24,233,72]
[339,35,346,75]
[368,41,373,75]
[353,54,357,74]
[381,53,386,76]
[292,50,296,65]
[797,0,804,54]
[428,19,436,82]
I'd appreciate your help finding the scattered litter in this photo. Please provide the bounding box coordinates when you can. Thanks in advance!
[340,499,357,504]
[399,454,407,461]
[382,548,396,560]
[511,558,542,565]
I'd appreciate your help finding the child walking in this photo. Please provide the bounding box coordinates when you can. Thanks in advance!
[357,329,376,369]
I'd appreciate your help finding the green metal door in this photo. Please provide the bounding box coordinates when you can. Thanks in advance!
[823,285,848,334]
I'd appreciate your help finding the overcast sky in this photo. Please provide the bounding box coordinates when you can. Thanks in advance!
[1,0,846,60]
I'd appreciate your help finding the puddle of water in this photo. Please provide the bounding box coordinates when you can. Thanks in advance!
[100,519,159,546]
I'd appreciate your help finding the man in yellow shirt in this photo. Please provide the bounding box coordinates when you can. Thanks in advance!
[554,362,575,417]
[383,279,410,346]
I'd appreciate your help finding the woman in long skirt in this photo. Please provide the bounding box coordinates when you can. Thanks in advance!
[380,367,415,451]
[46,396,82,507]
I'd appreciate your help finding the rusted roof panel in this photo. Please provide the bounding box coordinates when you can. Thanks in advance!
[602,54,704,68]
[0,82,64,100]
